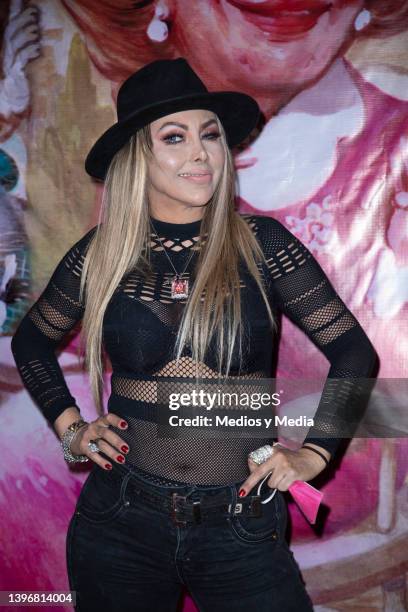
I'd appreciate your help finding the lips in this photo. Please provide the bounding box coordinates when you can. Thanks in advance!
[225,0,333,40]
[179,173,213,184]
[226,0,332,12]
[179,173,212,178]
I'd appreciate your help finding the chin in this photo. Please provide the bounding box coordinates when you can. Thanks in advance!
[181,194,216,207]
[184,202,211,209]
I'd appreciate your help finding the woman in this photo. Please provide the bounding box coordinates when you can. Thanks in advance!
[11,58,377,611]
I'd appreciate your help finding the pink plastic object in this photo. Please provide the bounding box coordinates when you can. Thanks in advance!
[273,441,324,524]
[288,480,324,524]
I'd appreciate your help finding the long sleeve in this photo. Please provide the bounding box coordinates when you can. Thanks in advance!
[11,226,98,426]
[257,215,378,457]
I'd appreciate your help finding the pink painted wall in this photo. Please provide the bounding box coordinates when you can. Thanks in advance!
[1,1,407,609]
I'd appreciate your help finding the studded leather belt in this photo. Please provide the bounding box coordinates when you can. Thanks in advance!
[129,482,263,526]
[103,465,263,526]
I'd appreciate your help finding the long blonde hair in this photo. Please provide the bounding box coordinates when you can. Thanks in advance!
[78,116,277,415]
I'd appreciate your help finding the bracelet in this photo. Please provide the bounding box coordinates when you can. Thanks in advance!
[301,444,330,467]
[61,418,90,464]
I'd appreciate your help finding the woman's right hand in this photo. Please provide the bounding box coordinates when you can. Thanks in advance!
[69,414,130,470]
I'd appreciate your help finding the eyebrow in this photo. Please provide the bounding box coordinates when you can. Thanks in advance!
[158,118,218,132]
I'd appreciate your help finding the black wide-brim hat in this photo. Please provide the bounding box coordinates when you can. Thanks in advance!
[85,57,260,180]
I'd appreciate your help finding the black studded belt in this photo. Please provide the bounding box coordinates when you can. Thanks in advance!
[102,465,264,527]
[126,477,263,527]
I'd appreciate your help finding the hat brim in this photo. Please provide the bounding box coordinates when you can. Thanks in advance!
[85,91,260,180]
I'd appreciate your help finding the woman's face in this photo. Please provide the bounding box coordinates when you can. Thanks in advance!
[146,109,225,217]
[172,0,364,91]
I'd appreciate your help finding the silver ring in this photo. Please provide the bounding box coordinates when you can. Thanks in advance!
[249,444,283,504]
[87,440,100,453]
[248,444,274,465]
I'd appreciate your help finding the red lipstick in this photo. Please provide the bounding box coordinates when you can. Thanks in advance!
[225,0,333,40]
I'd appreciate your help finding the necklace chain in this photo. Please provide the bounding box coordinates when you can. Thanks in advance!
[149,220,200,298]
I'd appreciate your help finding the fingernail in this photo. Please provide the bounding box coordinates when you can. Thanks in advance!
[117,455,125,463]
[105,464,112,470]
[121,445,129,453]
[120,421,128,429]
[239,489,246,497]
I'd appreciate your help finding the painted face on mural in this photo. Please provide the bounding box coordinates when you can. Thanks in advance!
[62,0,369,96]
[173,0,364,89]
[146,109,225,216]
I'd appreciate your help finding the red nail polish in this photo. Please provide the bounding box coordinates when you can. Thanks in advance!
[120,421,128,429]
[117,455,124,463]
[239,489,246,497]
[121,445,129,453]
[105,464,112,470]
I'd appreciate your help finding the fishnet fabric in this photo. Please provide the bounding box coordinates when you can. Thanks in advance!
[11,228,97,418]
[108,416,272,486]
[11,215,376,485]
[111,367,265,404]
[258,216,377,445]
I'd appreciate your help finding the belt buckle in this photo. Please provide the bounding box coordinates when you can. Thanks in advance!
[171,493,202,526]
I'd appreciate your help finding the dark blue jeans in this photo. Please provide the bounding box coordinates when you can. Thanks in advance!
[66,462,314,611]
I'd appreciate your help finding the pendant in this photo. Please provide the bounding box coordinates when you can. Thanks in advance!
[171,276,189,299]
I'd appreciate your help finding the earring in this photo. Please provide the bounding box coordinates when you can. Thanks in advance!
[354,8,371,32]
[147,0,170,42]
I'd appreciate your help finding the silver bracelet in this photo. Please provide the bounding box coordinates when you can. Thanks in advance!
[61,420,90,464]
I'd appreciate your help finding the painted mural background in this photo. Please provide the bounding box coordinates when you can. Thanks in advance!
[1,0,407,610]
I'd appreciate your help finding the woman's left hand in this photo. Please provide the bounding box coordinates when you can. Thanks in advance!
[238,444,330,497]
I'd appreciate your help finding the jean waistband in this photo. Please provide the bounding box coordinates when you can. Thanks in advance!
[98,462,262,525]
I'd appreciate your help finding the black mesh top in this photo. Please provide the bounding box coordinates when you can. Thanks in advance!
[11,214,377,486]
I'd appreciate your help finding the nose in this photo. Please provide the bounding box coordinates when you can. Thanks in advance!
[191,136,209,162]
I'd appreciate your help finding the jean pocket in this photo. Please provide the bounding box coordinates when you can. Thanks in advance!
[76,466,130,525]
[228,487,283,544]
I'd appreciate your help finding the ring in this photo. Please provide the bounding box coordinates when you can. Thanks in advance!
[249,444,282,504]
[248,444,274,465]
[87,440,100,453]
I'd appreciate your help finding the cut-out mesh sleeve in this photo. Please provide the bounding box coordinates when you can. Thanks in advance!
[11,227,97,426]
[258,216,378,457]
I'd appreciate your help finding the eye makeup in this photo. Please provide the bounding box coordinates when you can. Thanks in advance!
[161,131,221,145]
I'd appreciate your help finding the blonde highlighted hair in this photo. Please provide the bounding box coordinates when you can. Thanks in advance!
[78,116,277,415]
